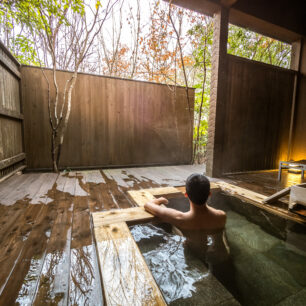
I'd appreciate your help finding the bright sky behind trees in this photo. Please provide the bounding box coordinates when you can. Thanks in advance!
[0,0,292,163]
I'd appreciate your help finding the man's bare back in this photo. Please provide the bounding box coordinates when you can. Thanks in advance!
[144,196,226,233]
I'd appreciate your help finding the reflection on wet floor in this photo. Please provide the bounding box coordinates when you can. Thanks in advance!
[0,168,173,304]
[0,167,305,305]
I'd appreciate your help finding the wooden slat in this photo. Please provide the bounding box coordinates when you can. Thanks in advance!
[92,207,155,227]
[0,174,47,303]
[33,174,75,305]
[0,106,23,120]
[0,153,25,170]
[0,172,32,202]
[215,181,266,202]
[263,187,291,203]
[0,179,59,305]
[128,189,156,206]
[0,119,23,164]
[100,170,134,209]
[216,180,306,224]
[68,172,103,305]
[94,222,166,306]
[85,171,114,212]
[0,165,26,184]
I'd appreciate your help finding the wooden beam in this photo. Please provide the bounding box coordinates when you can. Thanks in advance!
[170,0,301,43]
[215,181,266,202]
[229,9,301,43]
[94,222,166,305]
[206,6,229,177]
[92,207,156,227]
[0,47,21,79]
[0,153,25,170]
[0,40,20,67]
[215,181,306,224]
[287,39,303,160]
[170,0,218,17]
[220,0,237,8]
[263,187,291,204]
[0,165,26,184]
[0,106,24,120]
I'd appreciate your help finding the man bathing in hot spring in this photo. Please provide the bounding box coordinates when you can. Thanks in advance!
[144,174,234,292]
[144,173,229,262]
[144,173,226,234]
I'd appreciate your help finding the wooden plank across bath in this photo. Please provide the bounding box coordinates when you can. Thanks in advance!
[92,207,156,227]
[215,181,306,224]
[127,189,156,206]
[94,222,166,305]
[215,181,266,203]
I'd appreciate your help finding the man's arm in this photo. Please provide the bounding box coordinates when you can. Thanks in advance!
[144,201,185,227]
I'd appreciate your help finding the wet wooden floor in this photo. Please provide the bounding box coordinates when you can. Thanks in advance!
[0,165,304,305]
[223,170,306,219]
[223,169,306,199]
[0,165,203,305]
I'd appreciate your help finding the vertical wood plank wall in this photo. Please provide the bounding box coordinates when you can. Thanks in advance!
[291,75,306,160]
[221,55,295,173]
[21,66,194,170]
[0,42,25,178]
[291,39,306,161]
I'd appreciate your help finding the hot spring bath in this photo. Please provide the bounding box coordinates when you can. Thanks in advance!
[130,190,306,305]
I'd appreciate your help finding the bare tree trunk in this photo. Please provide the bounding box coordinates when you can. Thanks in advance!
[51,130,58,172]
[168,1,193,160]
[129,0,141,78]
[54,73,77,171]
[193,33,208,164]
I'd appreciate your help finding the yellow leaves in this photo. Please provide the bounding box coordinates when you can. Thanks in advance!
[95,1,101,10]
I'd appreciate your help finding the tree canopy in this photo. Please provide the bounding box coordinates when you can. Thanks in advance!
[0,0,292,164]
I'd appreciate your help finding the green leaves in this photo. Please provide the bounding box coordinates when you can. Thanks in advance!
[227,24,291,68]
[0,0,90,65]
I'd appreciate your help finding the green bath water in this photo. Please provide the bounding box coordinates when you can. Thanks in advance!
[130,191,306,306]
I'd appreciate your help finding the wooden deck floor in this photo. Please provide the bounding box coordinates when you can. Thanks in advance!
[223,169,306,198]
[0,165,304,305]
[0,165,204,305]
[223,169,306,220]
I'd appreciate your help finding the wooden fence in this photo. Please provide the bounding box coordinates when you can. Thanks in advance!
[21,66,194,170]
[0,41,25,180]
[221,54,295,173]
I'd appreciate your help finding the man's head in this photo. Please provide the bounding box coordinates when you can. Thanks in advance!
[185,173,210,205]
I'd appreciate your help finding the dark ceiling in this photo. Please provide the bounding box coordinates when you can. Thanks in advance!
[218,0,306,36]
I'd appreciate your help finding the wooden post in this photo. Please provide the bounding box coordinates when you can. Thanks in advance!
[287,39,303,161]
[287,36,306,161]
[206,6,229,177]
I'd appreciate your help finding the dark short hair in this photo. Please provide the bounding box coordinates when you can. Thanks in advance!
[186,173,210,205]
